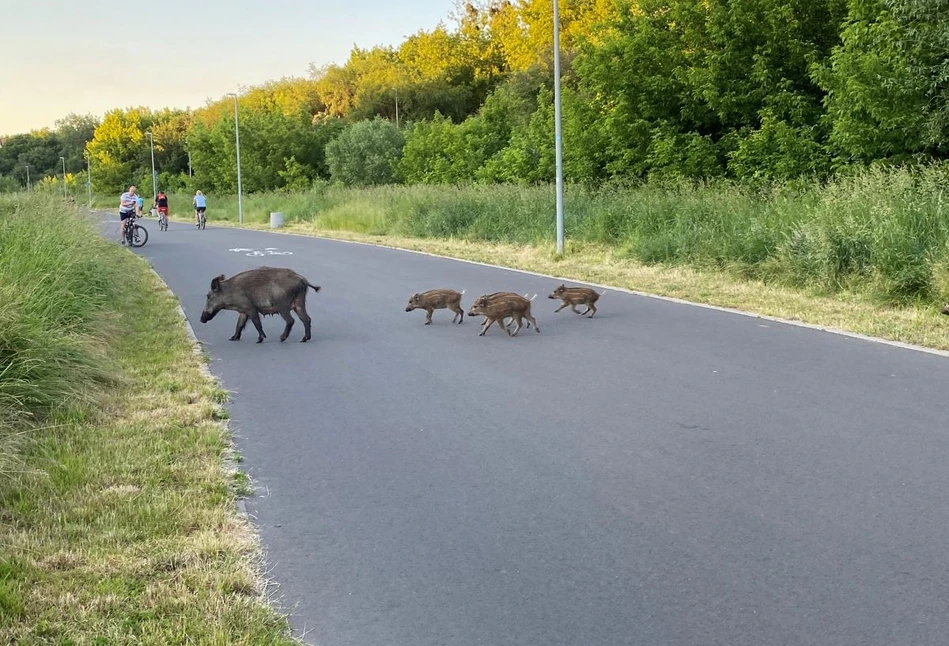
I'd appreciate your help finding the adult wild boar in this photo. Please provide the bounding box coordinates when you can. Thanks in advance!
[199,266,321,343]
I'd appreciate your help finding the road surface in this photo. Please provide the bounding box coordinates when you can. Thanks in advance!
[107,215,949,645]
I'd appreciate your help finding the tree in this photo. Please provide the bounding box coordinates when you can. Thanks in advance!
[55,113,99,173]
[816,0,949,165]
[86,108,155,192]
[326,118,405,186]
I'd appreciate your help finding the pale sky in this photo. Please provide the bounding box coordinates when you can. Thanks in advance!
[0,0,459,135]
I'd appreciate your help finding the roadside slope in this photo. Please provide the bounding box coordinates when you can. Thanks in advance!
[0,197,296,644]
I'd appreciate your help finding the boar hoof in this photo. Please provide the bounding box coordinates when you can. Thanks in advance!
[425,321,431,325]
[256,337,264,343]
[229,335,240,341]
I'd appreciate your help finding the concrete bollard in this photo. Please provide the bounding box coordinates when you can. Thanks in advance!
[270,211,284,229]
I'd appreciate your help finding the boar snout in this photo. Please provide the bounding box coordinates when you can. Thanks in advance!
[941,303,949,315]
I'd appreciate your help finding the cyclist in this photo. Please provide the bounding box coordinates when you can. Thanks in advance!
[118,185,137,244]
[193,190,207,227]
[154,190,169,224]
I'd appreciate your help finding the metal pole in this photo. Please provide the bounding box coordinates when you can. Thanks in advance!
[86,153,92,207]
[25,164,30,191]
[61,156,67,198]
[188,151,192,177]
[553,0,565,255]
[146,132,157,204]
[395,89,399,128]
[232,93,244,224]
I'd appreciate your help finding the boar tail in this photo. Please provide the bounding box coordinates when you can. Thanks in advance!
[598,289,606,295]
[461,289,466,295]
[307,282,321,293]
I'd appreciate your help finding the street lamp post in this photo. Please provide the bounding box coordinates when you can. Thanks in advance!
[145,131,157,205]
[188,151,192,178]
[24,164,30,191]
[226,92,244,224]
[553,0,565,255]
[60,156,67,198]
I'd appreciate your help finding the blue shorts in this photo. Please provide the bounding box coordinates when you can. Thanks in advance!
[120,210,135,221]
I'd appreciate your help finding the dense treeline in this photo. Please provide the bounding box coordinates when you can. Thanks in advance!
[1,0,947,194]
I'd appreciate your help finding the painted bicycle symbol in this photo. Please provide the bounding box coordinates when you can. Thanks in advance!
[229,247,293,257]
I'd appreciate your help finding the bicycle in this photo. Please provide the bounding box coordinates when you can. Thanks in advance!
[123,214,149,247]
[196,209,207,230]
[157,208,168,231]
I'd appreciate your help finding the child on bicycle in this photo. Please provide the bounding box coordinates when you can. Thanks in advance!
[154,190,169,223]
[193,190,207,227]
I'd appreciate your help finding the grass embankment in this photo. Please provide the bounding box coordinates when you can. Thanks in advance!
[162,166,949,351]
[0,195,295,644]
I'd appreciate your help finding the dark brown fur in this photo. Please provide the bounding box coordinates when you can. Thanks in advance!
[548,284,603,318]
[406,289,465,324]
[199,266,321,343]
[467,293,540,337]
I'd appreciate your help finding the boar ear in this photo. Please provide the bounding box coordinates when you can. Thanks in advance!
[210,274,225,292]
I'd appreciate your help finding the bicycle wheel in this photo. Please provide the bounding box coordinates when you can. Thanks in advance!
[199,214,206,230]
[130,224,148,247]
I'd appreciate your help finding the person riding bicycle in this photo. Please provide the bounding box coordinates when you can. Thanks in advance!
[118,185,138,244]
[193,190,207,227]
[154,190,169,222]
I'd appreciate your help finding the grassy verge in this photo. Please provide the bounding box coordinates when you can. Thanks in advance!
[0,195,296,644]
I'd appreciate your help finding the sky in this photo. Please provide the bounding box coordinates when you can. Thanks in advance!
[0,0,459,136]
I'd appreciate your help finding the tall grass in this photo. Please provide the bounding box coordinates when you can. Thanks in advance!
[0,193,297,642]
[160,165,949,304]
[0,194,120,477]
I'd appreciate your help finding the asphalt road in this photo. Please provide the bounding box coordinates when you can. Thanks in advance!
[108,215,949,645]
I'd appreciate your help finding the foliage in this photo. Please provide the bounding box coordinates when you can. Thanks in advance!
[325,117,405,186]
[2,0,947,190]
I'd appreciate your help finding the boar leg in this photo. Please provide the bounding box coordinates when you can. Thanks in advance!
[554,302,569,313]
[583,303,597,317]
[525,310,540,333]
[278,308,295,342]
[479,317,498,336]
[230,313,248,341]
[249,311,266,343]
[293,301,312,342]
[570,304,583,314]
[510,315,523,337]
[451,305,463,324]
[425,307,434,325]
